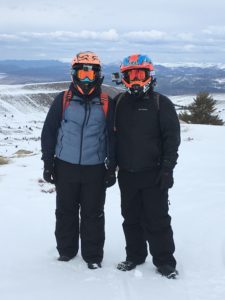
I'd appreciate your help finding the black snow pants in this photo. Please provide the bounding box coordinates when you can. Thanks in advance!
[118,169,176,268]
[54,158,106,263]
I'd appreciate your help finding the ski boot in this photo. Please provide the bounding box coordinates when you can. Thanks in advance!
[117,261,137,271]
[157,264,178,279]
[87,262,102,270]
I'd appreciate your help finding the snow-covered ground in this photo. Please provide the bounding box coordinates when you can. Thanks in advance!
[170,94,225,122]
[0,124,225,300]
[0,85,225,299]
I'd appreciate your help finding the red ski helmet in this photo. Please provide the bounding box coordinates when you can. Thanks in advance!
[120,54,156,96]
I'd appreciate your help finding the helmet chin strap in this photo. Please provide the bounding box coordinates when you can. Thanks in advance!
[130,85,142,96]
[75,83,95,96]
[73,76,104,97]
[128,81,152,97]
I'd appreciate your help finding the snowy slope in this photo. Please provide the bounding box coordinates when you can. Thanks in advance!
[0,121,225,299]
[170,94,225,121]
[0,83,225,299]
[0,83,120,157]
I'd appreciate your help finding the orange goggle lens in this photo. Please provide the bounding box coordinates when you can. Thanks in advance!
[77,69,95,81]
[128,69,146,81]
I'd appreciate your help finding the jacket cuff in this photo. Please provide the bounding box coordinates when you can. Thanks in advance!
[161,159,174,171]
[43,157,55,170]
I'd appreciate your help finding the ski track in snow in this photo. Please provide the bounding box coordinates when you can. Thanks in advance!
[0,86,225,299]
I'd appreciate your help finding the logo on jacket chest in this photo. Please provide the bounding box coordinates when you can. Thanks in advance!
[134,101,152,112]
[138,108,149,111]
[137,104,152,111]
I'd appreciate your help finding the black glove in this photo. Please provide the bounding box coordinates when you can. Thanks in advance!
[156,168,174,190]
[43,159,56,184]
[105,168,116,188]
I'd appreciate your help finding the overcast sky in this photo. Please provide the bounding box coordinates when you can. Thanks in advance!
[0,0,225,64]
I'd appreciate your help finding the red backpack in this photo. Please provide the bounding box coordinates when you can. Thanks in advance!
[62,90,109,118]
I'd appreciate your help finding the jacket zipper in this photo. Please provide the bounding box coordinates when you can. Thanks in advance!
[58,132,64,157]
[79,101,88,164]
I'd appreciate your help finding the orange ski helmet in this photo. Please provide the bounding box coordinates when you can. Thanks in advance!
[71,51,103,96]
[71,51,101,67]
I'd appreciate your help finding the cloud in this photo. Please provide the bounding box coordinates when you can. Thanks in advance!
[177,33,195,42]
[202,26,225,40]
[1,28,225,63]
[123,31,198,45]
[1,28,224,46]
[123,30,167,42]
[0,34,27,42]
[20,29,119,42]
[203,26,225,35]
[183,44,196,51]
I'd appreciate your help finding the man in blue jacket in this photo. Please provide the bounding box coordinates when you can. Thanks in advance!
[41,51,116,269]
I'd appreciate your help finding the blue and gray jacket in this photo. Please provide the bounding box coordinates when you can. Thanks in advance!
[41,85,115,169]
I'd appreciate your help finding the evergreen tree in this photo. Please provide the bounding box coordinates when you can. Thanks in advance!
[179,92,224,125]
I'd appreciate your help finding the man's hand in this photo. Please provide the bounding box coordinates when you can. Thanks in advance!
[156,169,174,190]
[105,168,116,188]
[43,160,56,184]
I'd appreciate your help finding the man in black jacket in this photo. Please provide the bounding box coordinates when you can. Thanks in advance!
[114,54,180,278]
[41,51,116,269]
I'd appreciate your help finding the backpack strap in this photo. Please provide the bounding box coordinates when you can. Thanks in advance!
[62,90,109,119]
[114,93,125,131]
[62,90,73,119]
[144,92,160,110]
[154,92,160,110]
[100,92,109,117]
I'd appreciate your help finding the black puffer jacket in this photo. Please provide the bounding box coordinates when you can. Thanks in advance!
[114,91,180,172]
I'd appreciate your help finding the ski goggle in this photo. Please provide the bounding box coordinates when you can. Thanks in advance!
[72,65,96,81]
[127,69,146,81]
[77,69,95,81]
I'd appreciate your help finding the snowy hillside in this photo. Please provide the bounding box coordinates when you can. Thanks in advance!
[0,83,120,157]
[0,83,225,300]
[0,123,225,300]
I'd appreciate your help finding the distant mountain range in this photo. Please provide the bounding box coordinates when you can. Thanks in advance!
[1,60,225,95]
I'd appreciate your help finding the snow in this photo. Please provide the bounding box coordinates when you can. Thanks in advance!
[170,94,225,121]
[0,73,7,80]
[1,120,225,299]
[214,78,225,84]
[0,83,63,96]
[157,62,225,69]
[1,84,225,299]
